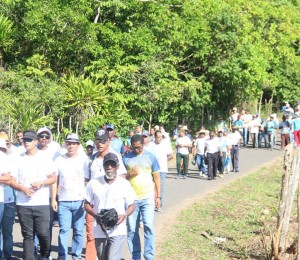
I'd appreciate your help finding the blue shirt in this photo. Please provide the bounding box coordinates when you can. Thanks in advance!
[110,138,125,154]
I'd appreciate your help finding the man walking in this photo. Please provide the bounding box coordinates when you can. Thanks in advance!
[123,134,160,260]
[152,130,173,211]
[53,133,89,260]
[85,153,136,260]
[10,130,56,260]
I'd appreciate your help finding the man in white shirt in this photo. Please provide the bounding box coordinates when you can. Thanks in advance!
[175,129,192,179]
[152,130,173,211]
[84,128,127,259]
[249,115,261,149]
[85,153,136,260]
[53,133,89,260]
[229,126,242,172]
[204,132,222,180]
[10,130,56,260]
[192,130,208,177]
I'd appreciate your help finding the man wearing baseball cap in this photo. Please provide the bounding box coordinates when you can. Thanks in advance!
[84,128,127,259]
[106,124,125,155]
[10,130,57,260]
[53,133,89,260]
[85,153,136,259]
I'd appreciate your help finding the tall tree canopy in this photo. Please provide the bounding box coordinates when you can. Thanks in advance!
[0,0,299,140]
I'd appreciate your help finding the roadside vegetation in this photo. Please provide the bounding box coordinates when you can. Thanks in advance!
[0,0,299,141]
[158,160,297,259]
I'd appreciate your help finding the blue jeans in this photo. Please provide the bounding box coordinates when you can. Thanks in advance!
[258,132,267,147]
[243,128,248,145]
[196,154,206,174]
[127,198,155,260]
[160,172,167,208]
[0,202,12,258]
[58,200,85,260]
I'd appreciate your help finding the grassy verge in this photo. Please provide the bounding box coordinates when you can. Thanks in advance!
[158,160,287,259]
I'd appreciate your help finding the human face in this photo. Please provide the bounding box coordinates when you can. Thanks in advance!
[95,138,110,154]
[86,146,94,156]
[135,126,142,134]
[150,128,155,136]
[103,161,118,180]
[17,132,23,144]
[23,138,37,152]
[155,132,163,144]
[143,135,149,144]
[179,130,185,137]
[38,132,50,147]
[66,141,79,156]
[131,141,144,155]
[209,132,215,139]
[218,132,223,137]
[107,128,115,139]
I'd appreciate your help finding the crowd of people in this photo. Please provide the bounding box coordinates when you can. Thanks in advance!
[0,102,299,260]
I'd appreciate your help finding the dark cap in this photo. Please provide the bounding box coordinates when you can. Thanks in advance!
[106,124,115,130]
[95,128,109,140]
[103,152,119,164]
[23,130,37,140]
[65,133,80,143]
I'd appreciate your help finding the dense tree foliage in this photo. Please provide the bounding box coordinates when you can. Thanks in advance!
[0,0,299,141]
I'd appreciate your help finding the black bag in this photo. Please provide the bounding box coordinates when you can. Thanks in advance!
[96,208,118,232]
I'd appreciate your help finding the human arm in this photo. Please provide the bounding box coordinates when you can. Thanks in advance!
[167,153,173,161]
[0,173,11,185]
[153,172,161,209]
[51,182,58,212]
[84,200,96,218]
[117,203,135,225]
[30,173,57,191]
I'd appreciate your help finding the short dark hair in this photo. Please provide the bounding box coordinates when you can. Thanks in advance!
[131,134,144,145]
[154,130,162,137]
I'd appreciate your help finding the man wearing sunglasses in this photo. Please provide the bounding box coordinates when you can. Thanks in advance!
[84,128,127,260]
[123,134,160,260]
[36,127,61,259]
[9,130,57,260]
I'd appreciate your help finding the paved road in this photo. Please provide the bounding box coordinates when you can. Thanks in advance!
[11,145,283,259]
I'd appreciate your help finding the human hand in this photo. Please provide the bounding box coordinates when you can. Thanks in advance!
[117,214,127,225]
[31,181,42,191]
[22,187,35,197]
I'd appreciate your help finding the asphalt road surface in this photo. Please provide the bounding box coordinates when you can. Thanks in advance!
[11,145,283,259]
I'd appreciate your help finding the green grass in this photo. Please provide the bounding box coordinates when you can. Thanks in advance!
[158,161,283,259]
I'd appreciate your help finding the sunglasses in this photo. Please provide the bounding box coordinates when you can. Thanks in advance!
[131,145,143,151]
[39,134,50,139]
[23,138,34,143]
[95,139,108,144]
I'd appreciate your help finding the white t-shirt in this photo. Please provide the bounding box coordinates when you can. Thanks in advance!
[176,136,192,155]
[12,151,56,206]
[205,138,220,154]
[85,176,136,238]
[194,137,208,155]
[88,149,127,180]
[4,152,15,204]
[151,139,173,173]
[0,152,10,203]
[249,119,260,134]
[55,154,89,201]
[229,132,242,145]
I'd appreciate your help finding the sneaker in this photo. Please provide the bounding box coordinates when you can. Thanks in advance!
[230,169,235,172]
[175,175,180,179]
[155,207,163,212]
[180,175,184,179]
[199,172,203,177]
[219,174,224,178]
[235,169,239,172]
[183,175,187,179]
